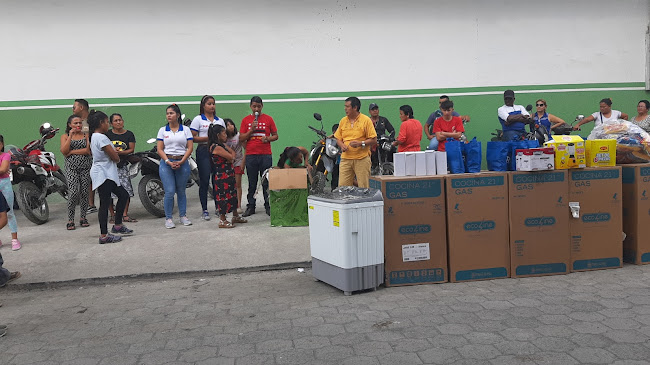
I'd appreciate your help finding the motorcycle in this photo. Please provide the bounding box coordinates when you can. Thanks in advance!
[371,134,396,176]
[7,123,67,224]
[128,115,201,217]
[554,115,584,135]
[308,113,340,194]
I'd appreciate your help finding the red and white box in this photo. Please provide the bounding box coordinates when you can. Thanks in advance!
[516,148,555,171]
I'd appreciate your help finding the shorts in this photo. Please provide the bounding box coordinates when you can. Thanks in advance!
[111,165,134,198]
[234,166,244,175]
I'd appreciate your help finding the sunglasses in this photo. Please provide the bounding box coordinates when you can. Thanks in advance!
[536,104,545,107]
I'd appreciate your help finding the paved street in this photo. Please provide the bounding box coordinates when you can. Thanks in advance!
[1,265,650,364]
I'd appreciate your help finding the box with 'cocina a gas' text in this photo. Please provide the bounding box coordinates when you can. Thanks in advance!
[509,170,570,277]
[370,176,447,286]
[446,172,510,282]
[568,167,623,271]
[622,164,650,264]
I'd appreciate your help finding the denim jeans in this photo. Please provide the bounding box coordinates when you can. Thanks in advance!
[245,154,273,210]
[503,130,525,142]
[195,145,212,212]
[427,138,439,151]
[159,159,191,219]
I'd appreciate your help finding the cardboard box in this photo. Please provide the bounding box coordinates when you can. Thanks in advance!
[435,151,448,175]
[509,171,570,277]
[425,151,437,175]
[544,135,586,169]
[405,152,417,176]
[622,164,650,264]
[585,139,616,167]
[446,172,510,282]
[567,167,623,271]
[268,168,308,190]
[394,153,406,177]
[370,176,447,286]
[516,148,555,171]
[415,151,427,176]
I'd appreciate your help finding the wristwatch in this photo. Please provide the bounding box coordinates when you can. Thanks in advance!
[361,141,366,148]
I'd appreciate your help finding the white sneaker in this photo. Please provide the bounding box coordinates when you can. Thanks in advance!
[202,211,211,221]
[165,219,176,229]
[180,216,192,226]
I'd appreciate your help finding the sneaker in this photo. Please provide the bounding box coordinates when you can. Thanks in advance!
[11,239,21,251]
[242,207,255,217]
[265,206,271,216]
[202,211,211,221]
[98,234,122,244]
[180,216,192,226]
[165,219,176,229]
[87,205,98,214]
[111,225,134,236]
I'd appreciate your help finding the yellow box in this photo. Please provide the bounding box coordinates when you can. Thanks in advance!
[544,135,586,169]
[585,139,616,167]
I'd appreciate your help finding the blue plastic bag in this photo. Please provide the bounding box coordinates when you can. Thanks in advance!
[507,140,538,171]
[446,139,465,174]
[486,141,509,171]
[463,137,482,173]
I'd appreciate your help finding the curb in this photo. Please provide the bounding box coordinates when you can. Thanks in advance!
[1,261,312,291]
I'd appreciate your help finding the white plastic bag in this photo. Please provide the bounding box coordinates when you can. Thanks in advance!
[587,120,650,164]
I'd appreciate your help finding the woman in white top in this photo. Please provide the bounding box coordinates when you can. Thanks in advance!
[88,110,133,244]
[574,98,629,130]
[631,100,650,133]
[157,104,194,229]
[190,95,225,221]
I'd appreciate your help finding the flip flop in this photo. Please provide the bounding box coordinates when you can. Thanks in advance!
[122,216,138,223]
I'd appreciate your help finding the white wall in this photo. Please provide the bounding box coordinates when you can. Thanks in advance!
[0,0,648,101]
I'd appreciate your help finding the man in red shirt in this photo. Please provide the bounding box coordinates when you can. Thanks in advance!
[433,100,465,152]
[239,96,278,216]
[393,105,423,152]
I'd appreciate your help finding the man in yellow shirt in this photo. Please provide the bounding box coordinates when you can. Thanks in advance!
[334,97,377,188]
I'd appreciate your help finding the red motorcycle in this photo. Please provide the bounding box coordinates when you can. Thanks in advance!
[8,123,67,224]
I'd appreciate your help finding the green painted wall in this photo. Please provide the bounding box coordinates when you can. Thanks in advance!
[1,83,649,168]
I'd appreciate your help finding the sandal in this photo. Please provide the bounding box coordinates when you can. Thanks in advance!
[219,219,234,229]
[79,218,90,227]
[232,216,248,224]
[66,222,76,230]
[122,216,138,223]
[0,271,21,287]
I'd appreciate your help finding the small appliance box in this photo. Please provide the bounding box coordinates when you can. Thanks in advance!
[544,135,586,169]
[585,139,616,167]
[370,176,448,286]
[446,172,510,282]
[394,153,406,177]
[509,170,570,278]
[415,151,427,176]
[516,148,555,171]
[622,164,650,265]
[568,167,622,271]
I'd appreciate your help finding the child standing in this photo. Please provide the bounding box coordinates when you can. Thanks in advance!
[208,124,247,228]
[224,118,245,214]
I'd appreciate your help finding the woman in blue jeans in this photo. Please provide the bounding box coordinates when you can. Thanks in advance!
[156,104,194,229]
[190,95,225,221]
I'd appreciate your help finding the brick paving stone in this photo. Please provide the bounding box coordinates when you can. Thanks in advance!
[377,352,423,365]
[569,347,616,364]
[352,341,393,356]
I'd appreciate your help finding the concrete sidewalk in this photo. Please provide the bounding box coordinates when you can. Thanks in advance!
[0,188,311,286]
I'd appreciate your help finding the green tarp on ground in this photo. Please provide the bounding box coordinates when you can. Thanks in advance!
[269,189,309,227]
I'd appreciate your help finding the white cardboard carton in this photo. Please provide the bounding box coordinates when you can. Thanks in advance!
[405,152,417,176]
[425,150,437,175]
[393,153,406,176]
[435,151,448,175]
[415,151,427,176]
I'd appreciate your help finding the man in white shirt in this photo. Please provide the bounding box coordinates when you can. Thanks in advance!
[497,90,531,141]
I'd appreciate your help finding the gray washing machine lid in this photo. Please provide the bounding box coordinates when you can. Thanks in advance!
[308,186,384,204]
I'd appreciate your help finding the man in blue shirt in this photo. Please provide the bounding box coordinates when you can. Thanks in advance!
[497,90,531,141]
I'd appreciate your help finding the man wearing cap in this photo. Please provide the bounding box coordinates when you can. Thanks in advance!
[368,103,395,167]
[334,97,377,188]
[498,89,531,141]
[425,95,469,150]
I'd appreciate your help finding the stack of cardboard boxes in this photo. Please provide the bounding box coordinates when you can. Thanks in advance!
[622,164,650,265]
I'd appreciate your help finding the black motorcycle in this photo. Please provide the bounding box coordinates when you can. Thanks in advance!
[371,134,396,176]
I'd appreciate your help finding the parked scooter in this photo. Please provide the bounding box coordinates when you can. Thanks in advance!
[371,134,396,176]
[7,123,67,224]
[128,115,200,217]
[308,113,340,194]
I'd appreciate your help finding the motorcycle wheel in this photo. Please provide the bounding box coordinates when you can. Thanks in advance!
[309,171,326,195]
[52,171,68,200]
[17,181,49,225]
[381,162,394,175]
[138,174,166,218]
